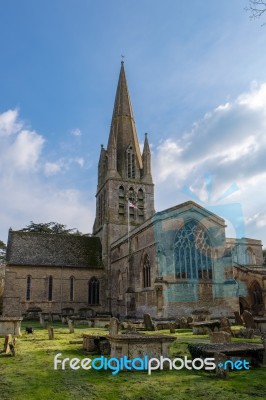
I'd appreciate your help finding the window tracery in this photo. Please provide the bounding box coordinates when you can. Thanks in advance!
[175,221,213,280]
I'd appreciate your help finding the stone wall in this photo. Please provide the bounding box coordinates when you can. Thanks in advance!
[3,265,106,316]
[109,202,253,319]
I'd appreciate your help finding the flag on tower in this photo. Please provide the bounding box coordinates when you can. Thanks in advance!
[128,201,138,209]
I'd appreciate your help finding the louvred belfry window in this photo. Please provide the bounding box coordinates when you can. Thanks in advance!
[118,185,125,219]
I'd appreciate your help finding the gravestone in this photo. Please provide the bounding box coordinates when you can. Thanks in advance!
[192,309,210,322]
[234,311,243,326]
[143,313,156,331]
[39,314,45,327]
[47,326,54,340]
[214,352,229,379]
[174,318,181,329]
[209,331,231,343]
[124,322,137,333]
[169,323,176,334]
[2,334,16,356]
[68,319,75,334]
[3,334,13,354]
[109,317,120,336]
[262,332,266,366]
[240,328,254,339]
[242,310,256,329]
[180,317,188,329]
[220,318,233,336]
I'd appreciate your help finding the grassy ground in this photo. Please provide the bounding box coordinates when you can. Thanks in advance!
[0,321,265,400]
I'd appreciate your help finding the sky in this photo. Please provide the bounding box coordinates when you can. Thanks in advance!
[0,0,266,248]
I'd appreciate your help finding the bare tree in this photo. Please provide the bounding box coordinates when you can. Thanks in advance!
[246,1,266,22]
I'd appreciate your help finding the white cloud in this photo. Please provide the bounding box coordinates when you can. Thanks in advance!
[238,82,266,110]
[44,157,85,176]
[8,130,45,170]
[0,109,93,242]
[153,82,266,245]
[71,128,82,137]
[0,109,22,137]
[0,111,45,172]
[44,161,64,176]
[74,157,84,167]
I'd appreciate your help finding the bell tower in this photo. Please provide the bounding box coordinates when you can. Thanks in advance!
[93,61,155,262]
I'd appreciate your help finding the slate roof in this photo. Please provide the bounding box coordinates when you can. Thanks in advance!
[6,231,103,268]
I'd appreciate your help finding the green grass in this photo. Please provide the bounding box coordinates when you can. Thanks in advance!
[0,322,265,400]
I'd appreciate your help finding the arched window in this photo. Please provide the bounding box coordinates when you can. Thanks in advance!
[118,271,122,299]
[26,275,31,301]
[99,194,103,226]
[138,188,144,221]
[98,194,102,226]
[175,221,213,280]
[118,185,125,219]
[251,281,263,306]
[70,276,75,301]
[48,276,53,301]
[246,248,256,265]
[88,277,100,305]
[143,255,151,288]
[127,145,136,179]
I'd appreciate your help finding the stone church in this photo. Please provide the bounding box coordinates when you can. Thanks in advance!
[3,62,266,319]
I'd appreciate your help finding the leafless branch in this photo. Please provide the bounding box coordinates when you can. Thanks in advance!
[246,0,266,23]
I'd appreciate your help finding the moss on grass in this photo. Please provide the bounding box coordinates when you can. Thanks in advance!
[0,322,265,400]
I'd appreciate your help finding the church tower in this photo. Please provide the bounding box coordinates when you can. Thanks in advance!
[93,61,154,261]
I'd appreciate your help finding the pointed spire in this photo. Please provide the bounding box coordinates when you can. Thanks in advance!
[143,132,151,155]
[111,61,133,119]
[97,144,107,188]
[142,133,152,183]
[107,127,119,177]
[107,62,143,178]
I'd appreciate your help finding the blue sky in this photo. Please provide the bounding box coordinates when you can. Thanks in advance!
[1,0,266,248]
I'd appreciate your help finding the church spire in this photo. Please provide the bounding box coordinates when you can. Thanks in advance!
[107,62,143,178]
[94,62,155,237]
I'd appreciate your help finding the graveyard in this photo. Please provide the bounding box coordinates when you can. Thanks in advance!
[0,317,266,400]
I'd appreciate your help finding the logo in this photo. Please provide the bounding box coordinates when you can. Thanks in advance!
[54,354,250,375]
